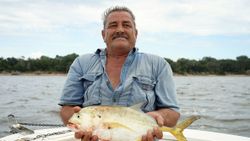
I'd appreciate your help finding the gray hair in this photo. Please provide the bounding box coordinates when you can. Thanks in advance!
[102,6,136,28]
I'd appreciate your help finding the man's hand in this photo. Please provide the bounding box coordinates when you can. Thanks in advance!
[141,127,163,141]
[148,108,180,127]
[140,111,165,141]
[147,111,165,126]
[142,108,180,141]
[75,131,98,141]
[60,106,80,125]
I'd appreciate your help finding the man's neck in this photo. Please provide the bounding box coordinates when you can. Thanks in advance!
[106,54,127,68]
[105,53,128,89]
[107,53,128,59]
[106,46,134,58]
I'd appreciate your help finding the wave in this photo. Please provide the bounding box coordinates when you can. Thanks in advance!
[202,115,250,123]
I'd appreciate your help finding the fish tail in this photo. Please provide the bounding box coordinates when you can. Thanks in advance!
[159,126,187,141]
[159,115,201,141]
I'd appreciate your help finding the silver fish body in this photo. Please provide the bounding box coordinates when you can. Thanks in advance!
[68,105,200,141]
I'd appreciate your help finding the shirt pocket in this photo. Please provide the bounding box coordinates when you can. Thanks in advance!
[130,75,156,112]
[79,73,98,90]
[133,76,155,91]
[79,72,103,107]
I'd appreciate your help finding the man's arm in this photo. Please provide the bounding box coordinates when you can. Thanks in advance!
[158,108,180,127]
[147,108,180,127]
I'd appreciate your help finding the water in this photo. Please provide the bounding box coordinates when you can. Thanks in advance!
[0,75,249,138]
[0,75,65,137]
[175,76,250,137]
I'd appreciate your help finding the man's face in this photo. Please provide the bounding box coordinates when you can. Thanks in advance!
[102,11,137,53]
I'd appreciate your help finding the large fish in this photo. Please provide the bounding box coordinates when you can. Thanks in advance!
[67,104,200,141]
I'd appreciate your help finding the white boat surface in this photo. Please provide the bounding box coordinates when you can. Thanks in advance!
[0,127,249,141]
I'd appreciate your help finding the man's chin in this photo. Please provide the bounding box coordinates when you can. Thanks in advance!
[110,43,133,54]
[111,43,130,49]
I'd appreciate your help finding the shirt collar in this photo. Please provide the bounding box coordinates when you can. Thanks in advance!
[96,47,138,70]
[95,47,138,56]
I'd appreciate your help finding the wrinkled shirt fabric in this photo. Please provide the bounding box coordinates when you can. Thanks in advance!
[59,48,179,112]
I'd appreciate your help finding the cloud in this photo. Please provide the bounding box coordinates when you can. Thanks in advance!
[30,51,44,59]
[124,0,250,35]
[0,0,103,35]
[0,0,249,36]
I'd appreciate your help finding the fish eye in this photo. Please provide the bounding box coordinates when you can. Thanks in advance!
[77,115,80,118]
[97,115,101,118]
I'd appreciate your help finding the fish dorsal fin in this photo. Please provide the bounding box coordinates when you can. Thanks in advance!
[102,122,133,131]
[129,102,144,111]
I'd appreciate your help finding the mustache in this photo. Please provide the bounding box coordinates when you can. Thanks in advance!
[112,33,128,40]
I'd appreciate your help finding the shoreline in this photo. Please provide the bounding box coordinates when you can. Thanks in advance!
[173,73,250,76]
[0,72,249,77]
[0,72,66,76]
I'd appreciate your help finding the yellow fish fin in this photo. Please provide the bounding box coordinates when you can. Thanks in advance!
[102,122,133,131]
[160,126,187,141]
[176,115,201,132]
[159,115,201,141]
[135,136,141,141]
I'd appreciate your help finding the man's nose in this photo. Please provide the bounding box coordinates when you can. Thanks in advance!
[116,25,124,33]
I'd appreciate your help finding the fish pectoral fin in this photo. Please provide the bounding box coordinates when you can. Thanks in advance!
[102,122,133,131]
[129,102,144,111]
[176,115,201,132]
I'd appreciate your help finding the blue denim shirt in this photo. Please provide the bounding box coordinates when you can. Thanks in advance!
[59,48,179,112]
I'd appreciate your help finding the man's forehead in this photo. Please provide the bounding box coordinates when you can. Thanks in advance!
[106,11,133,23]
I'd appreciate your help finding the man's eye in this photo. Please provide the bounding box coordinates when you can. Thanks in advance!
[124,24,131,28]
[108,24,116,28]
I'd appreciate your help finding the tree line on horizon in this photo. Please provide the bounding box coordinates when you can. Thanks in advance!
[0,53,250,75]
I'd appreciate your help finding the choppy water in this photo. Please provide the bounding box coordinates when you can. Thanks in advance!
[0,75,249,138]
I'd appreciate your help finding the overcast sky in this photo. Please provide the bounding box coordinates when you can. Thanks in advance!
[0,0,249,61]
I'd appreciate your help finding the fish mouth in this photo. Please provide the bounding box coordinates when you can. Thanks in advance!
[67,122,80,132]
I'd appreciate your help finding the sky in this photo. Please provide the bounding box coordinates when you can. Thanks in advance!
[0,0,249,61]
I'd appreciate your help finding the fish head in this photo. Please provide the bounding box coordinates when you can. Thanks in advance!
[67,110,93,131]
[67,107,103,132]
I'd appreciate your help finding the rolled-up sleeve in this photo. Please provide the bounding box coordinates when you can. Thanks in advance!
[154,59,179,112]
[59,57,84,106]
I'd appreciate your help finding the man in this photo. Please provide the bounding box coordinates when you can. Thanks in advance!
[59,6,180,141]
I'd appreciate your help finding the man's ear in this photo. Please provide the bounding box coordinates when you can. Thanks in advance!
[101,30,106,42]
[135,29,138,39]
